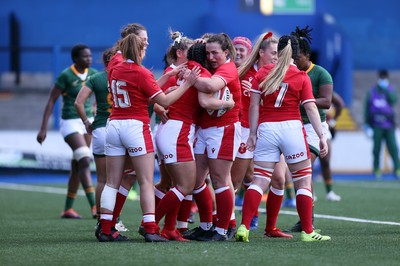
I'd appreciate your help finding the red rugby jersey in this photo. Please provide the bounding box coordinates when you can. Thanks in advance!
[108,59,162,124]
[252,64,315,123]
[198,60,241,128]
[240,65,257,128]
[168,61,211,124]
[161,65,179,92]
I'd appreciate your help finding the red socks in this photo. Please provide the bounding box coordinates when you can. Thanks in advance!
[155,187,184,225]
[214,186,233,230]
[241,185,263,229]
[111,187,129,226]
[296,188,314,233]
[192,183,213,223]
[176,195,192,230]
[265,187,284,231]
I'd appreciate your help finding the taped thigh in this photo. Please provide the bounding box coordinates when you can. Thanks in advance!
[291,166,312,183]
[253,164,273,182]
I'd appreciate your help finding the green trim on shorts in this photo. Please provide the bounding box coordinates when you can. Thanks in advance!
[308,144,320,157]
[63,131,80,141]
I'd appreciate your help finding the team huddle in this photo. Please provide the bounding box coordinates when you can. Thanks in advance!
[38,22,337,243]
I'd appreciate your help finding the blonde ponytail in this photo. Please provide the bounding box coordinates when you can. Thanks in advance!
[259,38,293,95]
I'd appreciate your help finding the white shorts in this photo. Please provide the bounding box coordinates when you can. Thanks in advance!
[254,120,310,164]
[152,123,160,154]
[60,117,93,138]
[236,126,253,159]
[304,121,331,156]
[92,127,106,156]
[105,119,154,157]
[155,120,195,164]
[193,122,241,161]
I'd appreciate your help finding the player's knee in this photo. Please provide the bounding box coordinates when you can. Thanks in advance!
[73,146,91,161]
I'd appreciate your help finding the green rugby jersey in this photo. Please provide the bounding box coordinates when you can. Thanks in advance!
[55,64,98,119]
[84,71,112,129]
[300,63,333,124]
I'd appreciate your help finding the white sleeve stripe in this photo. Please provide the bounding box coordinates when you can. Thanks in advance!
[212,75,227,85]
[301,99,316,105]
[149,90,163,99]
[250,89,261,94]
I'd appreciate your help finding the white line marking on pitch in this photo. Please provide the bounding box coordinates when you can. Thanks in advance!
[278,210,400,226]
[0,182,85,195]
[234,207,400,226]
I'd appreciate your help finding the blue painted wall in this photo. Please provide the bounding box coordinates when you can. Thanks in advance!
[0,0,212,72]
[2,0,398,105]
[2,0,396,70]
[322,1,400,70]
